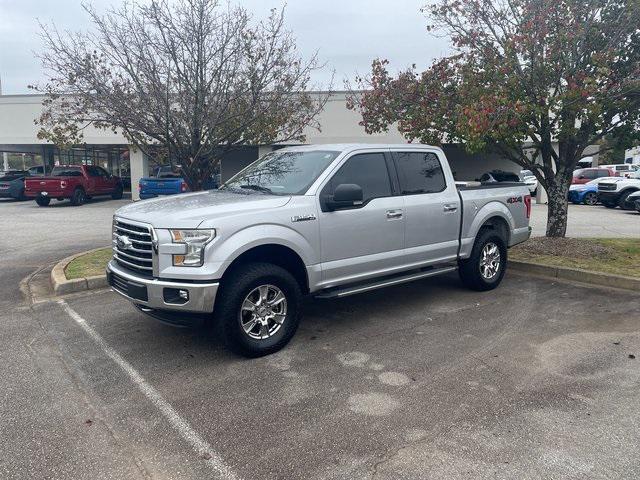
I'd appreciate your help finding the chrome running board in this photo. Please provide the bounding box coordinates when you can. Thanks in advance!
[315,265,458,299]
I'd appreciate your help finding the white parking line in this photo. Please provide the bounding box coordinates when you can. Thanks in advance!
[57,299,240,480]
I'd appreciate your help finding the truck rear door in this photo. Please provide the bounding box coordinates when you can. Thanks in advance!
[390,150,461,265]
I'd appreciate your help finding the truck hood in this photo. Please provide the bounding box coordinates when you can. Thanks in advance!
[115,190,292,228]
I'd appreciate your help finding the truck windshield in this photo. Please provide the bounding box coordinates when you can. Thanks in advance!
[222,150,340,195]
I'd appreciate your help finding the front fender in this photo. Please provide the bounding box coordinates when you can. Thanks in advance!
[211,223,316,274]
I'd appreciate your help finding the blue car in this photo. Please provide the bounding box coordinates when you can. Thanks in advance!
[139,166,189,199]
[568,177,616,205]
[139,165,220,199]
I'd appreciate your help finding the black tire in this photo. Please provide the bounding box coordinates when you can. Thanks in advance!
[214,262,302,357]
[583,192,597,206]
[15,188,26,201]
[70,188,86,206]
[602,202,617,209]
[617,190,634,210]
[35,196,51,207]
[111,185,123,200]
[458,228,507,291]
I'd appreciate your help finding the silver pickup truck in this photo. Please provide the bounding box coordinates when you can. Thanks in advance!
[107,144,531,356]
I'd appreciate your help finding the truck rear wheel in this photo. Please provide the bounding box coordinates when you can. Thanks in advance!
[458,228,507,291]
[215,262,302,357]
[35,196,50,207]
[70,188,86,206]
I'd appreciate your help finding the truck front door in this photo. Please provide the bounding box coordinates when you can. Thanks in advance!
[391,150,461,266]
[317,151,405,287]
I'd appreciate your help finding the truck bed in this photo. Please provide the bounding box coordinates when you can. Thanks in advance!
[457,181,532,256]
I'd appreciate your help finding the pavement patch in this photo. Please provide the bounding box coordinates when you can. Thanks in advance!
[347,392,400,416]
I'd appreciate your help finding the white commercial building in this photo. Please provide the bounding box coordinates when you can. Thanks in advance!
[1,92,525,200]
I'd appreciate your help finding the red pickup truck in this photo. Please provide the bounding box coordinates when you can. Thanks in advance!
[25,165,123,206]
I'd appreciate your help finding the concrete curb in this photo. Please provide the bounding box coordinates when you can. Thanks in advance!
[50,247,110,295]
[50,250,638,295]
[509,260,639,292]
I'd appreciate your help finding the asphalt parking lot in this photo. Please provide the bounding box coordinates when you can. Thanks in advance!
[1,197,639,479]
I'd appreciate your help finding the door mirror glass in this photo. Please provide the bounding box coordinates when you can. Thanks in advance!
[326,183,363,210]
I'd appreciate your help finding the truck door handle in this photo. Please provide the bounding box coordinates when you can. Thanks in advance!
[443,204,458,212]
[386,210,403,219]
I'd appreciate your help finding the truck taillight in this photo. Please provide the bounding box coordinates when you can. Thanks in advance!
[181,181,188,192]
[524,194,532,218]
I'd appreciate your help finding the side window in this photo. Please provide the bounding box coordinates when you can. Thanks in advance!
[597,169,610,178]
[322,153,391,204]
[86,166,101,177]
[394,152,446,194]
[97,167,110,177]
[584,169,598,179]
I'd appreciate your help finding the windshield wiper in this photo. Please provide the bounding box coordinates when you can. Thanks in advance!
[239,184,273,194]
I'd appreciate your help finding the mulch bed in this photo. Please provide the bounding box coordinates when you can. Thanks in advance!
[511,237,615,259]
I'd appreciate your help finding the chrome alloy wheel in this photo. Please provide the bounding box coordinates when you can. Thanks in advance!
[479,242,501,280]
[240,284,288,340]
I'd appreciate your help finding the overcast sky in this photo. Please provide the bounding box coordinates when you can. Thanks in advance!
[0,0,451,95]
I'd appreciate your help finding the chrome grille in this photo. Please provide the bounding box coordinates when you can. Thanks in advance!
[598,183,617,192]
[112,218,154,275]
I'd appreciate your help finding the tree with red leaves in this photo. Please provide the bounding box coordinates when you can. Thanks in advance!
[349,0,640,237]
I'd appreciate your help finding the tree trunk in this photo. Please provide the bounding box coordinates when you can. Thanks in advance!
[545,180,570,237]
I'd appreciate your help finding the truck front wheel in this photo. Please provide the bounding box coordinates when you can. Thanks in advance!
[215,262,302,357]
[112,185,123,200]
[458,228,507,291]
[70,188,86,206]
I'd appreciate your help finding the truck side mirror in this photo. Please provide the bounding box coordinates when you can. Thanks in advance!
[325,183,364,211]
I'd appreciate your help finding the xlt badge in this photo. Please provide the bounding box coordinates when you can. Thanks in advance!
[291,214,317,223]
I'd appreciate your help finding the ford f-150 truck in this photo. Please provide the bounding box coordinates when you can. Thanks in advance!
[107,144,531,357]
[25,165,123,206]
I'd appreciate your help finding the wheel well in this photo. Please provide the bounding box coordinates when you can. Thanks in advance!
[222,244,309,294]
[479,216,510,244]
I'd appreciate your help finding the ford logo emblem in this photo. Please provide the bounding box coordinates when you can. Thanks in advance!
[117,235,133,251]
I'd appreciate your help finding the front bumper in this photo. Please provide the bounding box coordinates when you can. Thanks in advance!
[597,191,619,204]
[568,190,585,203]
[106,260,219,314]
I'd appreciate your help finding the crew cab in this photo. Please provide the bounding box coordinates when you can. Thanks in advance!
[25,165,123,206]
[107,144,531,357]
[597,170,640,209]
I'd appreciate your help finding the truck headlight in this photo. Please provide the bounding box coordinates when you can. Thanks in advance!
[170,229,215,267]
